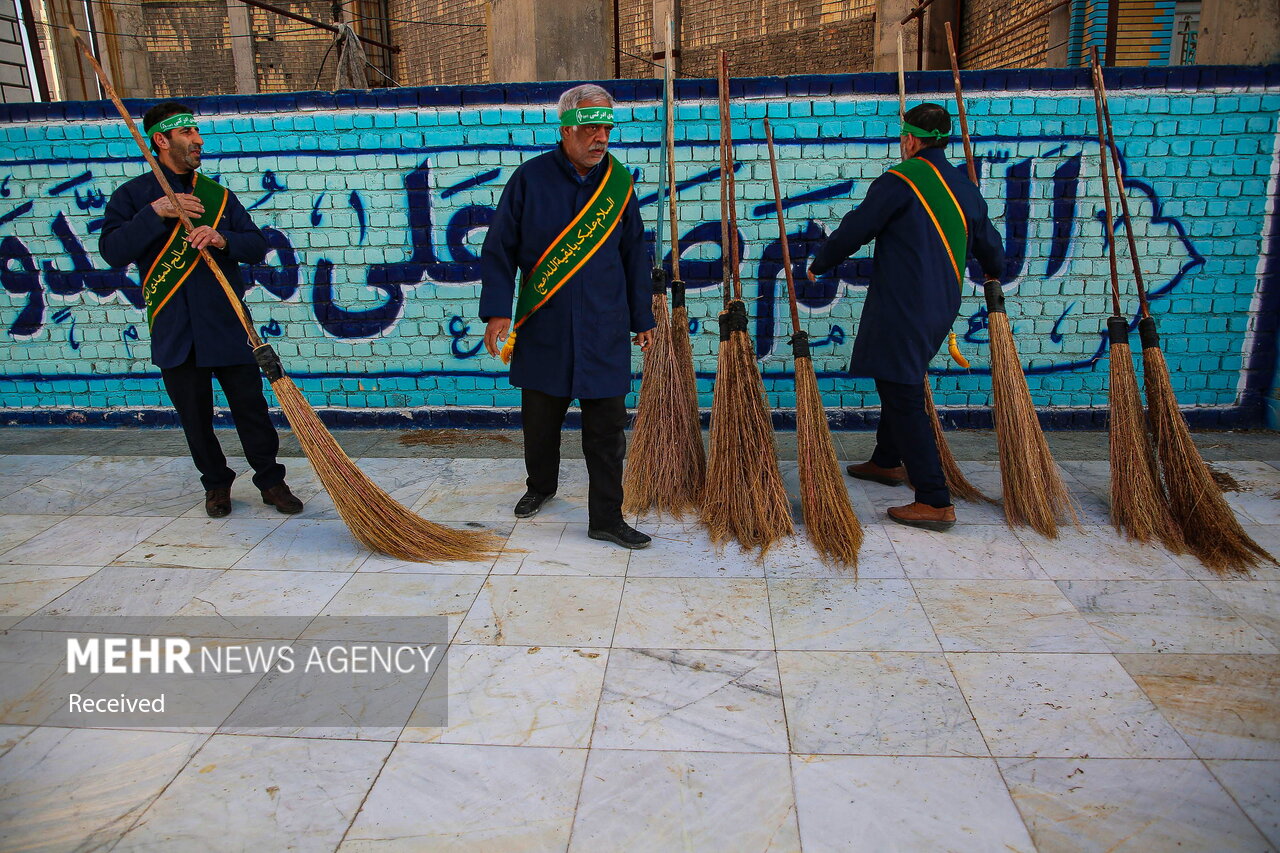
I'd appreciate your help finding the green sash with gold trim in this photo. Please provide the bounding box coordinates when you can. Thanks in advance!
[141,172,229,330]
[500,154,633,363]
[887,157,968,287]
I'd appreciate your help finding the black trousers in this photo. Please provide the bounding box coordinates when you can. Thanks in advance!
[521,388,627,528]
[870,377,950,508]
[160,352,286,492]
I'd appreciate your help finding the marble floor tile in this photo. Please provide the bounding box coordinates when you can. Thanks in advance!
[1016,525,1190,580]
[295,458,450,523]
[413,457,590,523]
[339,741,587,852]
[593,648,788,753]
[0,564,96,630]
[0,727,205,852]
[1203,580,1280,646]
[174,569,350,637]
[492,522,630,576]
[624,521,766,578]
[570,749,800,852]
[0,453,85,482]
[914,579,1109,652]
[0,628,103,725]
[77,457,206,517]
[949,652,1193,758]
[1117,654,1280,759]
[0,725,30,759]
[357,520,513,574]
[18,565,224,625]
[762,523,905,580]
[0,455,172,516]
[613,577,773,650]
[791,754,1033,852]
[404,644,608,748]
[114,734,392,853]
[1215,461,1280,525]
[1206,759,1280,849]
[113,517,285,569]
[1056,580,1277,654]
[769,578,941,651]
[888,523,1048,580]
[777,651,987,756]
[302,573,486,643]
[0,514,65,554]
[454,575,624,647]
[0,514,170,566]
[1000,757,1269,852]
[234,518,371,572]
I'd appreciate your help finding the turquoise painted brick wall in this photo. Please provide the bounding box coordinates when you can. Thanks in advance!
[0,68,1277,427]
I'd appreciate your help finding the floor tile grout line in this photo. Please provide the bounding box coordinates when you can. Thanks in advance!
[901,565,1039,848]
[561,509,634,852]
[1199,756,1279,847]
[761,543,806,852]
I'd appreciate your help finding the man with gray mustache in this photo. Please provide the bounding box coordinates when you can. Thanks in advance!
[480,84,656,548]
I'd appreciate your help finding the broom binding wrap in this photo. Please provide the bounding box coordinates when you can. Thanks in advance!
[1107,317,1129,345]
[253,344,284,383]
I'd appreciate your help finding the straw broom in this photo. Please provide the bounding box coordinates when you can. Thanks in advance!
[73,32,500,563]
[700,50,794,552]
[1087,56,1183,551]
[765,119,861,569]
[898,31,993,505]
[623,21,705,517]
[1094,55,1270,573]
[945,22,1076,536]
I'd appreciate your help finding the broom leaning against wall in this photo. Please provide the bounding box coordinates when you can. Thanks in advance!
[806,104,1005,531]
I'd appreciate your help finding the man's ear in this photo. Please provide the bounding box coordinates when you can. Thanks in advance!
[152,132,169,151]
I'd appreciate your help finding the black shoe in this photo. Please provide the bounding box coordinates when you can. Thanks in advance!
[588,521,652,549]
[205,487,232,518]
[514,490,555,519]
[261,482,304,514]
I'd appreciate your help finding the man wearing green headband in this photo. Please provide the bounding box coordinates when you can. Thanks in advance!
[100,101,303,519]
[807,102,1005,531]
[480,84,656,548]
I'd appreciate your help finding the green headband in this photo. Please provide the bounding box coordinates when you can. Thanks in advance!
[144,113,197,139]
[901,121,947,139]
[560,106,615,127]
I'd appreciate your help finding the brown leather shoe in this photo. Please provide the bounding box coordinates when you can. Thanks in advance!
[205,487,232,518]
[261,482,304,514]
[887,502,956,532]
[846,460,908,487]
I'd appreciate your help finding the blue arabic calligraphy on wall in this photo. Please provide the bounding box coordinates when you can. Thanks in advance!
[0,68,1276,426]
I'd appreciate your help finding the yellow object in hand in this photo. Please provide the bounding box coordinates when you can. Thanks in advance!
[948,332,970,368]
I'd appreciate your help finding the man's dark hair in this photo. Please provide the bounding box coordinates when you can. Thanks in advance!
[142,101,193,154]
[904,102,951,149]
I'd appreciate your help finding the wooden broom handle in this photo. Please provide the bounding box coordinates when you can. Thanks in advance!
[664,15,681,282]
[764,120,802,335]
[717,50,732,309]
[69,27,263,350]
[1092,49,1152,319]
[1088,51,1124,318]
[944,22,978,184]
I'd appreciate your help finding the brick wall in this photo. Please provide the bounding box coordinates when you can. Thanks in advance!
[0,66,1276,428]
[961,0,1057,69]
[387,0,487,87]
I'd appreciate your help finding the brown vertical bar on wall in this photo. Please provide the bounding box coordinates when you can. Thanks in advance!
[916,13,924,70]
[17,0,51,101]
[614,0,621,78]
[1104,0,1120,65]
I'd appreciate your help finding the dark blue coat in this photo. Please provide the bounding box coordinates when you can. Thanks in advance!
[479,145,654,400]
[810,147,1005,384]
[100,165,269,369]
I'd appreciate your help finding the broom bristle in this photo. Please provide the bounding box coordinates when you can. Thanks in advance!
[624,294,705,518]
[924,379,995,504]
[701,326,794,553]
[1142,345,1273,574]
[670,304,707,482]
[795,357,862,570]
[987,312,1078,538]
[1107,341,1185,551]
[272,377,503,562]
